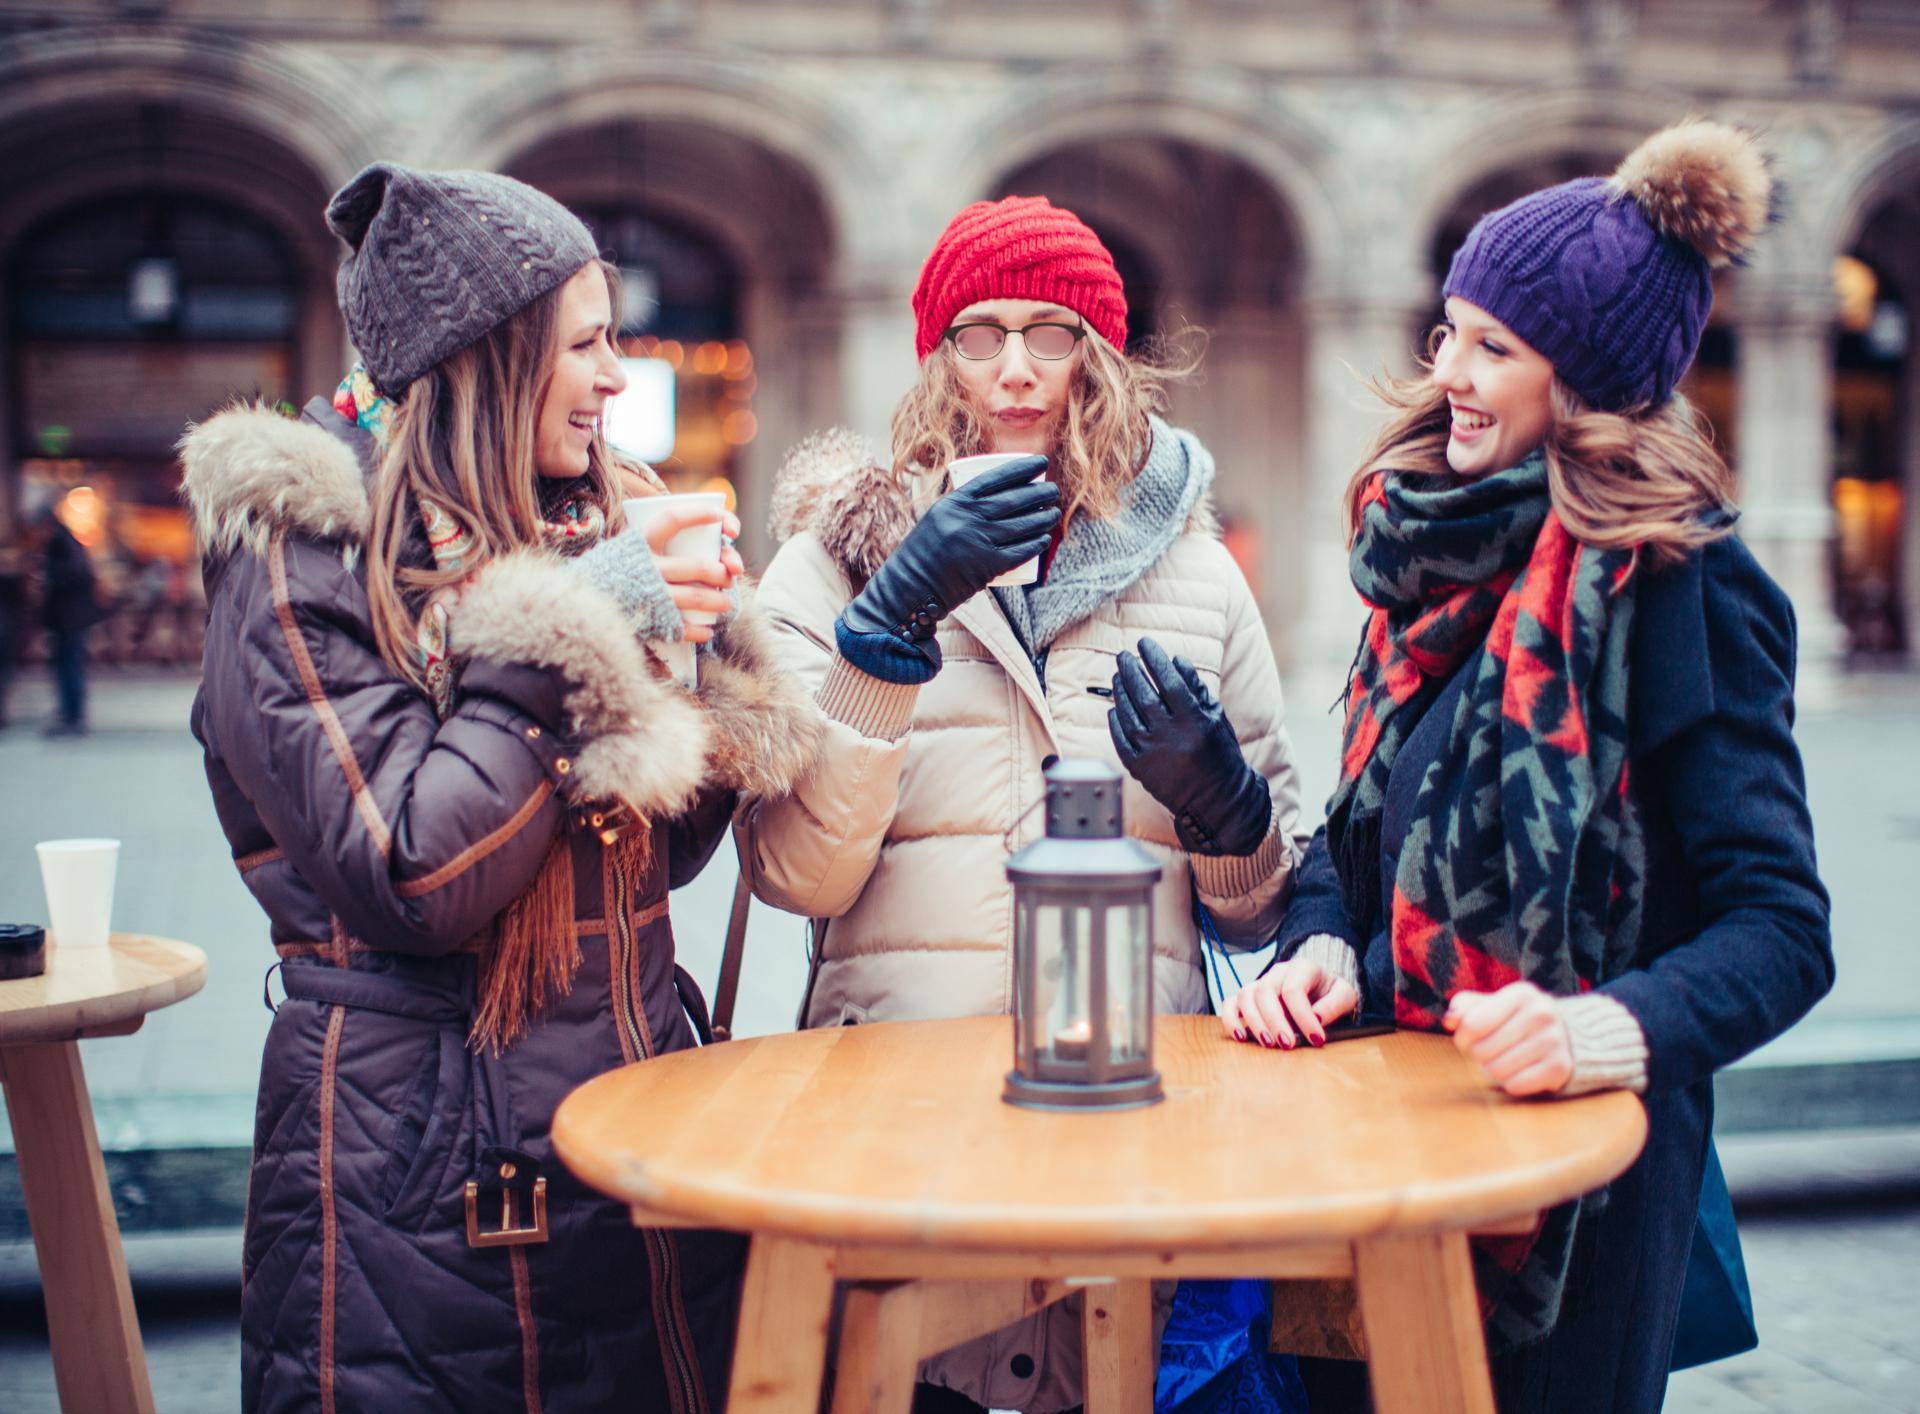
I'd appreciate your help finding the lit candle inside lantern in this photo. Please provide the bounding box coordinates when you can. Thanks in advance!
[1051,1019,1092,1062]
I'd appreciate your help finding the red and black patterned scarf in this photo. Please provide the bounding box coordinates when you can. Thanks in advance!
[1325,452,1644,1347]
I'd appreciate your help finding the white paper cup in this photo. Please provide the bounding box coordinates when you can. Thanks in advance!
[625,492,729,688]
[36,838,120,950]
[948,453,1045,587]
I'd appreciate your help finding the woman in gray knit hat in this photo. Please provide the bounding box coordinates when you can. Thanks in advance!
[1228,120,1832,1412]
[182,161,819,1413]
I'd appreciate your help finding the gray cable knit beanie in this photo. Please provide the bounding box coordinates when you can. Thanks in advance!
[326,162,602,395]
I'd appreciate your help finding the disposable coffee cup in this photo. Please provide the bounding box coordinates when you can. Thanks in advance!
[947,454,1045,587]
[35,838,120,951]
[625,492,729,688]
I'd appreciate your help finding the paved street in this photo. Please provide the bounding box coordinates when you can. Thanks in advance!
[0,662,1917,1410]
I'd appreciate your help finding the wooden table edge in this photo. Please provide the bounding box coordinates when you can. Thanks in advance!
[0,936,209,1047]
[553,1088,1646,1252]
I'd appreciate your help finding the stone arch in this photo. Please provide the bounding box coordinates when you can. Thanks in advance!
[1816,120,1920,660]
[1823,117,1920,263]
[468,75,859,561]
[0,30,376,214]
[447,58,877,285]
[1405,89,1695,276]
[0,44,354,540]
[952,77,1344,300]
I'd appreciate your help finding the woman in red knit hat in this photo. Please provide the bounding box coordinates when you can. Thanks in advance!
[739,195,1311,1412]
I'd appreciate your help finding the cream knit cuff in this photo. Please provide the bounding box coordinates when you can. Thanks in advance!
[1557,992,1651,1096]
[1290,934,1362,1000]
[1190,818,1291,900]
[815,655,919,742]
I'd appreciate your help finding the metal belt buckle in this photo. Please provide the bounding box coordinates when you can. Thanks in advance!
[465,1149,549,1248]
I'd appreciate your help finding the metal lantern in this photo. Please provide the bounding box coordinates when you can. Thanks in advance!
[1003,759,1165,1111]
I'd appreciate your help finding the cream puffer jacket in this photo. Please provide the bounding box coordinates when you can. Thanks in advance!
[738,427,1309,1411]
[742,429,1308,1027]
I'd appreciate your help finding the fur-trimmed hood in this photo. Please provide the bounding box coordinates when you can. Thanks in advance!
[181,399,820,816]
[768,420,1221,589]
[181,400,373,561]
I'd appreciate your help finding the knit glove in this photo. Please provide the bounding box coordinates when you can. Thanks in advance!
[1109,636,1272,857]
[568,531,684,643]
[835,454,1057,684]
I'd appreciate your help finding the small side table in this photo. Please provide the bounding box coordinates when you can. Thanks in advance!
[0,933,208,1414]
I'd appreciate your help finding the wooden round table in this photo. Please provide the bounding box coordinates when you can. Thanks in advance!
[0,934,207,1414]
[554,1014,1645,1414]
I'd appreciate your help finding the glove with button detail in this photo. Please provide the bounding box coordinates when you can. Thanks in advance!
[834,455,1058,683]
[1108,636,1272,857]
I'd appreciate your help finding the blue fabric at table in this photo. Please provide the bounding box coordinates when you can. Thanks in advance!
[1155,1279,1308,1414]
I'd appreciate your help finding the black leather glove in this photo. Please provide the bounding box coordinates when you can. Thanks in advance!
[839,455,1058,675]
[1108,636,1272,857]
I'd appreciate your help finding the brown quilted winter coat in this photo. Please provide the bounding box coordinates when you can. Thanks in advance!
[183,397,819,1414]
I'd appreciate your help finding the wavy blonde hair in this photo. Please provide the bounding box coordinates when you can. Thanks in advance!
[1345,328,1737,566]
[367,260,638,693]
[890,328,1201,525]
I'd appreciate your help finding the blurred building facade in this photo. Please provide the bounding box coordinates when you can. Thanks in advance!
[1,0,1917,687]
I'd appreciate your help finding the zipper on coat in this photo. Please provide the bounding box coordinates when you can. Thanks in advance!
[609,840,708,1414]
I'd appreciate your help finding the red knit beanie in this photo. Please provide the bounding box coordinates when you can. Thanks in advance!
[912,195,1128,361]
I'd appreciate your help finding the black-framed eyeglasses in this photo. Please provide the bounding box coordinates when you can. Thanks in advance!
[942,320,1088,361]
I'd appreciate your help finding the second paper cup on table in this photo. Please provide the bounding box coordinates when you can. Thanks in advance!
[623,492,728,687]
[35,837,120,951]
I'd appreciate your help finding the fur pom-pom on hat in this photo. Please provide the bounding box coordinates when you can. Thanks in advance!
[1443,116,1779,410]
[1609,118,1774,269]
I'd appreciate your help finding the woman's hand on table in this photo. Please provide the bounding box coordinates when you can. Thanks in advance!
[643,504,745,645]
[1220,958,1358,1049]
[1444,981,1574,1096]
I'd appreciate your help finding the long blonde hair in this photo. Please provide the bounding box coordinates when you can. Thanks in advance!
[367,261,631,692]
[1345,329,1737,565]
[890,328,1201,525]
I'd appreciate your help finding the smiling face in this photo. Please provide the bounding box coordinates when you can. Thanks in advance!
[1430,297,1556,477]
[534,264,630,480]
[946,298,1086,456]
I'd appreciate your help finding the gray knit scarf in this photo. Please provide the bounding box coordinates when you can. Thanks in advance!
[994,415,1212,657]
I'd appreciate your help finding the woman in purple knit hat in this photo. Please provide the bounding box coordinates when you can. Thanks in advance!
[1222,120,1834,1411]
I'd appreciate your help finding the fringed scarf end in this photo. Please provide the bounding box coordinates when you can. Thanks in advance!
[469,834,584,1055]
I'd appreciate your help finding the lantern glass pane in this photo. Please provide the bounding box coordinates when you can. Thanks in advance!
[1014,894,1037,1066]
[1029,896,1093,1069]
[1103,898,1152,1064]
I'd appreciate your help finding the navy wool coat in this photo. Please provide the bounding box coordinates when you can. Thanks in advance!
[1277,535,1833,1414]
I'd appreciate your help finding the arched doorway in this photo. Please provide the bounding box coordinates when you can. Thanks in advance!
[0,98,339,665]
[985,137,1305,642]
[503,117,837,563]
[1833,188,1916,661]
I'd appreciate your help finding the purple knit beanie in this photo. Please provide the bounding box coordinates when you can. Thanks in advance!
[1442,119,1774,411]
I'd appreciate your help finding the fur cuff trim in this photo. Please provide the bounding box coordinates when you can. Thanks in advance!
[452,549,709,820]
[179,401,371,557]
[695,582,824,797]
[770,428,915,585]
